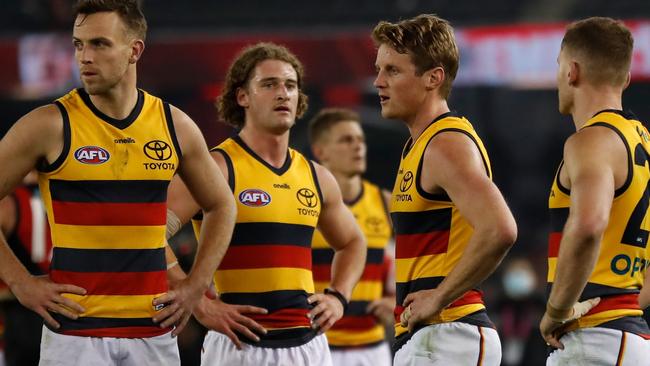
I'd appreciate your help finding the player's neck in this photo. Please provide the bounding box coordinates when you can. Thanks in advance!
[333,173,363,203]
[87,72,138,120]
[238,126,290,169]
[406,99,450,141]
[571,86,623,130]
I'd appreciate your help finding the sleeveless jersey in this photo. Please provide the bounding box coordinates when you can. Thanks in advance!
[548,109,650,337]
[193,135,322,348]
[390,112,495,345]
[312,180,392,347]
[38,88,181,338]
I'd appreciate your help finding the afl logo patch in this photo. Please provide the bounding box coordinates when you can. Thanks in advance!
[74,146,110,164]
[143,140,172,161]
[239,189,271,207]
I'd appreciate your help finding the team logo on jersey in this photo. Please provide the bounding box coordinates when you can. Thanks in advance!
[400,171,414,192]
[239,189,271,207]
[74,146,110,164]
[143,140,172,161]
[297,188,318,208]
[366,217,385,234]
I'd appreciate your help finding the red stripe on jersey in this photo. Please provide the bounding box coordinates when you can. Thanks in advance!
[394,290,484,323]
[218,245,312,270]
[361,264,384,281]
[548,232,562,257]
[312,264,330,282]
[52,201,166,226]
[50,270,167,295]
[585,293,641,316]
[331,315,377,331]
[61,326,170,338]
[395,231,449,259]
[249,308,311,329]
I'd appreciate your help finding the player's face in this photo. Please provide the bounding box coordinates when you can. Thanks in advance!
[556,48,574,115]
[318,121,366,177]
[374,43,428,123]
[239,59,299,135]
[72,12,135,95]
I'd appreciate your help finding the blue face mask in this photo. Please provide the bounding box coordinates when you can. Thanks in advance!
[502,269,536,299]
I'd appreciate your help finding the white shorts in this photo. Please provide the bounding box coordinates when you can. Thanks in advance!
[39,326,179,366]
[330,342,391,366]
[547,327,650,366]
[200,330,332,366]
[394,322,501,366]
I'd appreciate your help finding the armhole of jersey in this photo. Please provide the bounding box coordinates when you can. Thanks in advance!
[555,161,571,195]
[586,122,632,197]
[192,211,204,221]
[308,160,324,205]
[416,127,492,202]
[212,148,235,192]
[38,101,71,173]
[163,102,183,161]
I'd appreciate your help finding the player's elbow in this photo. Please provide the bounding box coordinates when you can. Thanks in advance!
[568,214,608,245]
[487,216,518,252]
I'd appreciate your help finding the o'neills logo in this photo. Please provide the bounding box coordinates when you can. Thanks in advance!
[74,146,110,164]
[239,189,271,207]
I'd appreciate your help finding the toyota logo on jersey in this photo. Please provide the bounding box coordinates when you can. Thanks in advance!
[239,189,271,207]
[74,146,110,164]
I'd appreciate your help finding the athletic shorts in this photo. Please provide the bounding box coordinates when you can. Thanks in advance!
[394,322,501,366]
[200,330,332,366]
[330,341,391,366]
[547,327,650,366]
[39,326,179,366]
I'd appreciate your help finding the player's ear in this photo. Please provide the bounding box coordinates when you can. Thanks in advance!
[236,87,250,108]
[424,66,445,92]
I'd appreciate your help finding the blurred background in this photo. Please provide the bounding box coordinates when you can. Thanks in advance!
[1,1,650,365]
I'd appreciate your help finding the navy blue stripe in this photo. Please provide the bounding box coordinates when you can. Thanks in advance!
[396,276,445,304]
[547,282,639,301]
[53,315,157,330]
[391,208,451,235]
[599,316,650,336]
[220,290,312,313]
[239,327,316,348]
[549,207,569,233]
[231,222,314,247]
[49,179,169,203]
[51,247,165,272]
[313,247,384,265]
[346,300,371,316]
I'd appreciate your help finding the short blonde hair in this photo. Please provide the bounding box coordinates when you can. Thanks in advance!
[372,14,459,99]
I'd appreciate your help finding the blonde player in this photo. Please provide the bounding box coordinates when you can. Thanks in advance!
[373,14,518,365]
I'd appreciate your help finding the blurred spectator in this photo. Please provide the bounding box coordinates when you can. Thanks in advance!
[495,258,546,366]
[0,171,52,366]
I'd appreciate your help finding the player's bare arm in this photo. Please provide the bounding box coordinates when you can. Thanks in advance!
[639,274,650,309]
[308,163,366,333]
[166,147,268,347]
[0,105,86,328]
[540,126,625,348]
[152,105,236,336]
[402,131,517,332]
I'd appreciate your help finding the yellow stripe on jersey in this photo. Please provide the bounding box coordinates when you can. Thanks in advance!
[395,254,447,283]
[215,268,315,293]
[64,293,166,318]
[52,224,165,249]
